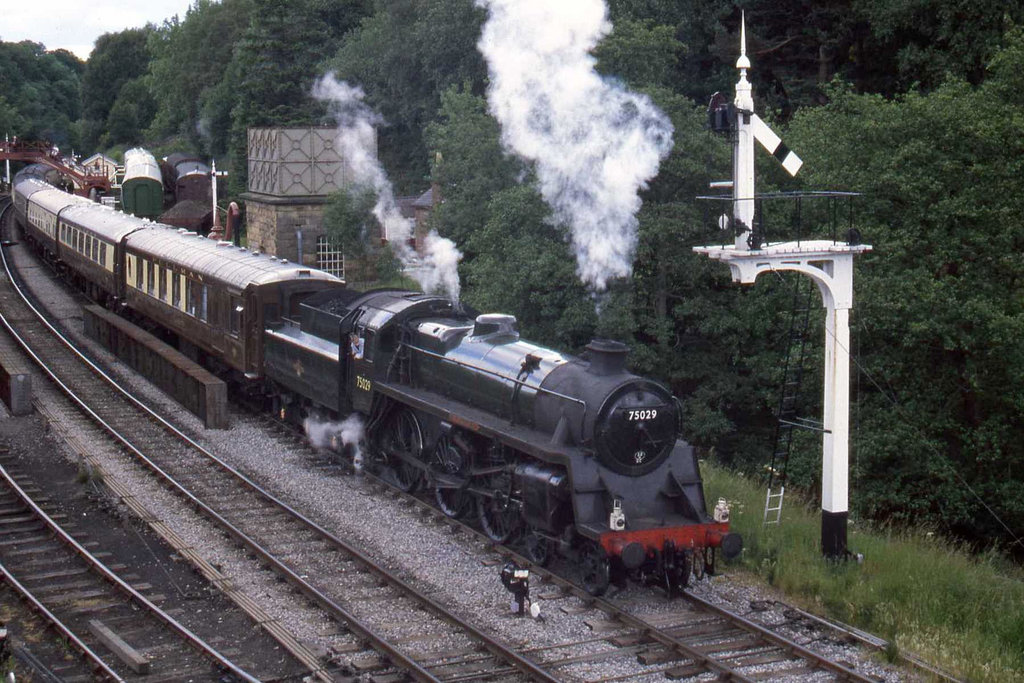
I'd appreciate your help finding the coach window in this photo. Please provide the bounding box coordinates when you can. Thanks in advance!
[186,279,196,316]
[172,274,181,308]
[100,243,107,268]
[158,265,167,301]
[92,237,99,262]
[136,258,144,289]
[229,296,242,337]
[146,261,155,295]
[199,285,208,322]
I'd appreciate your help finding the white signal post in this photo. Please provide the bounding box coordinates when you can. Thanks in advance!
[732,19,755,249]
[208,160,229,240]
[694,14,871,558]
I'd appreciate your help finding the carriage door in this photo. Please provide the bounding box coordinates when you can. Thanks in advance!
[348,325,375,412]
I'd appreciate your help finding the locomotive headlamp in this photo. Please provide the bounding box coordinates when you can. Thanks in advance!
[609,499,626,531]
[714,498,730,523]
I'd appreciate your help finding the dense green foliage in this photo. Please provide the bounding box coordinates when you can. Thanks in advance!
[0,41,83,147]
[146,0,254,155]
[80,28,155,150]
[3,1,1024,553]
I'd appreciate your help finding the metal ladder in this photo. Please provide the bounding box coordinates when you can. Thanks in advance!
[764,276,819,525]
[764,486,786,525]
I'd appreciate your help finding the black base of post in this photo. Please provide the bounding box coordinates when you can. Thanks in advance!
[821,509,848,559]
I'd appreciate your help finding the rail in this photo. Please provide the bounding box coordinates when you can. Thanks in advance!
[350,464,884,683]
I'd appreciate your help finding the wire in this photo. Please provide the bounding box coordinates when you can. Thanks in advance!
[824,314,1024,550]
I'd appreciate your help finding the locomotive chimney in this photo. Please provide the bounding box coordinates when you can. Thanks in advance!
[585,339,629,376]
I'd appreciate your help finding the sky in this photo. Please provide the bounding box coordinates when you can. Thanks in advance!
[3,1,195,60]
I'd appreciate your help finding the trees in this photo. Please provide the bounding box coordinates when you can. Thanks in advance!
[785,63,1024,542]
[0,41,82,147]
[146,0,254,154]
[6,1,1020,547]
[325,0,488,193]
[226,0,370,195]
[80,28,154,151]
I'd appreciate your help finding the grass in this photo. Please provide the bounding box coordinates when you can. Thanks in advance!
[702,462,1024,682]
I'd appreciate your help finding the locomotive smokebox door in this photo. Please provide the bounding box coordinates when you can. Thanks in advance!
[348,328,374,412]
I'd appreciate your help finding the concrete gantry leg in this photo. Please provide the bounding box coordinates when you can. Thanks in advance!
[821,305,850,558]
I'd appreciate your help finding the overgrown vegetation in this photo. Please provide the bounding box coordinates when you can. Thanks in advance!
[704,463,1024,682]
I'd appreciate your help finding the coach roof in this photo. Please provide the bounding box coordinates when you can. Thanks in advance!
[124,227,342,289]
[25,186,95,215]
[59,203,152,242]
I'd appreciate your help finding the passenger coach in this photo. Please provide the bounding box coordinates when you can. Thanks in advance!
[122,229,342,377]
[56,203,146,304]
[16,178,94,260]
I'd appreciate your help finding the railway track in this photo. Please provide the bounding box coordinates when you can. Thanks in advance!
[0,202,556,681]
[298,459,888,683]
[0,454,259,682]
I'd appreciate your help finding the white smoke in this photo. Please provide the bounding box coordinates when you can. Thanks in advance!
[475,0,674,291]
[313,75,462,302]
[304,413,366,471]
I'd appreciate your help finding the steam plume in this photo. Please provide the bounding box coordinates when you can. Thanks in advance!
[475,0,674,290]
[313,75,463,301]
[304,414,366,471]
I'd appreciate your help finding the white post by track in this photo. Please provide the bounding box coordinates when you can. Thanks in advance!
[694,14,871,558]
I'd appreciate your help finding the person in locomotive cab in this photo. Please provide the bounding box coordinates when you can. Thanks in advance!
[349,332,364,360]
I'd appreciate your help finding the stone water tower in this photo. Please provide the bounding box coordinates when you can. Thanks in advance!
[242,126,372,271]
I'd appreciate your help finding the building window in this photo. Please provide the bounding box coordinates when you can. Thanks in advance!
[316,235,345,279]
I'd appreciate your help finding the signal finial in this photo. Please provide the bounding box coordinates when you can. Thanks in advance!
[737,11,751,71]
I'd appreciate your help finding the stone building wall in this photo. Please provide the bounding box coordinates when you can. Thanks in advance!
[244,195,329,267]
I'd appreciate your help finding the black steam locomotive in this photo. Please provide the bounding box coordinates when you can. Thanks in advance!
[11,169,740,595]
[264,288,741,594]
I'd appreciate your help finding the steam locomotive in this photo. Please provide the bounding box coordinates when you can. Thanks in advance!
[11,169,740,595]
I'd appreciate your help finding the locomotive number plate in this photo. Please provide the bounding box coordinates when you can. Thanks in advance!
[355,375,372,392]
[627,409,658,421]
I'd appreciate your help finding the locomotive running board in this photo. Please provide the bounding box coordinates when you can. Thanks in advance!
[372,381,579,466]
